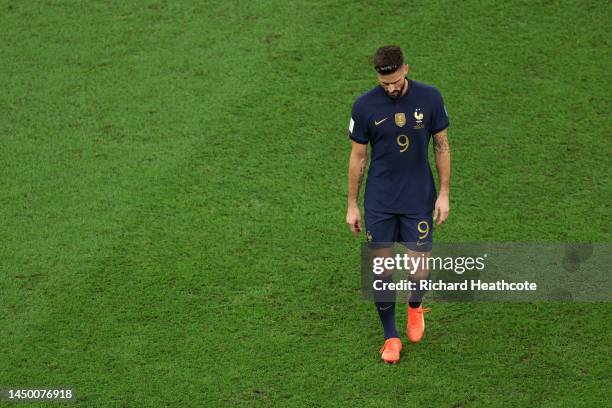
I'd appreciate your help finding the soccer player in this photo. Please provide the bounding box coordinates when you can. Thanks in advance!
[346,45,451,363]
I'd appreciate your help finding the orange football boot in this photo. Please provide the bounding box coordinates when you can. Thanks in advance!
[379,337,402,364]
[407,305,430,343]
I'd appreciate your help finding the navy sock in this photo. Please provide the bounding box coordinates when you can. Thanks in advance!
[373,274,398,339]
[409,273,431,308]
[375,301,398,339]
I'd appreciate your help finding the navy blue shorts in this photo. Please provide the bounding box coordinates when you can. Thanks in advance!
[365,210,434,251]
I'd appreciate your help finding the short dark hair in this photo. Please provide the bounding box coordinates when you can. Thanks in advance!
[373,46,404,75]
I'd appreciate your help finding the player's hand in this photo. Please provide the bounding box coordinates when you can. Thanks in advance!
[434,193,450,225]
[346,206,362,235]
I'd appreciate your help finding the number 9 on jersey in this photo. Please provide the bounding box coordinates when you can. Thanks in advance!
[396,134,409,152]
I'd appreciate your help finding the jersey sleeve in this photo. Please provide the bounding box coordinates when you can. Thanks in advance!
[430,89,450,135]
[348,99,370,144]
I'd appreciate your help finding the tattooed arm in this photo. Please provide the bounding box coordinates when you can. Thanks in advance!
[433,128,451,225]
[347,141,368,234]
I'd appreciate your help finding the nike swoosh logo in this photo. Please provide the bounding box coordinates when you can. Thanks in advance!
[374,118,387,126]
[379,305,393,311]
[416,241,428,247]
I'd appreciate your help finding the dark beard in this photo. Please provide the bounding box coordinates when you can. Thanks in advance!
[386,90,401,100]
[385,78,406,100]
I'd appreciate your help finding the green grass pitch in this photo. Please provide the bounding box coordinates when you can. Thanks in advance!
[1,0,610,406]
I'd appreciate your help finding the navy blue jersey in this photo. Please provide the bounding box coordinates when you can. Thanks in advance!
[348,79,449,214]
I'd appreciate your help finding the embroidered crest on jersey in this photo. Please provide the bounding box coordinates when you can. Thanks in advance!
[394,113,406,127]
[413,108,424,129]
